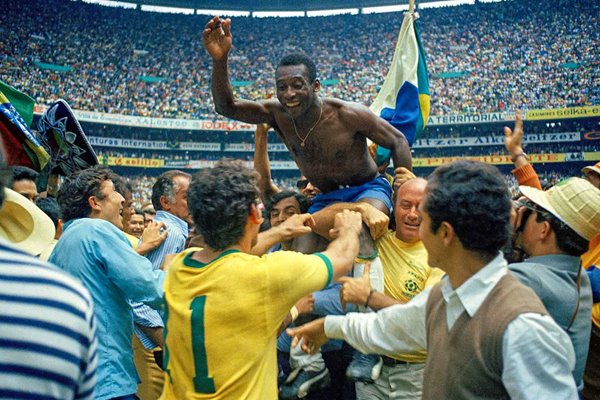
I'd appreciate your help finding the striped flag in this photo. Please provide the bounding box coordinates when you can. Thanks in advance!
[370,10,430,163]
[0,82,50,171]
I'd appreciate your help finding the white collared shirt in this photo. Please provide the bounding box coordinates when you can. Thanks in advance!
[325,253,578,399]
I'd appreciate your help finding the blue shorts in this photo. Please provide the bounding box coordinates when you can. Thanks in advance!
[308,175,392,213]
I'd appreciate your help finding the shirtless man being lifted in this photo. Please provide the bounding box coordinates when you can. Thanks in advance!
[203,16,413,391]
[203,17,411,250]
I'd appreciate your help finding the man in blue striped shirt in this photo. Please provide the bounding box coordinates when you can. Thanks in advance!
[0,140,98,400]
[132,170,191,399]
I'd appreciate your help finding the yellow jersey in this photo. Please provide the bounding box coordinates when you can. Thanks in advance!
[375,231,444,362]
[583,235,600,327]
[376,231,443,303]
[160,248,332,399]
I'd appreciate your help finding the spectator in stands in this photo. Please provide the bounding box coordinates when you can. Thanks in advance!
[49,166,165,400]
[2,0,597,118]
[10,165,38,202]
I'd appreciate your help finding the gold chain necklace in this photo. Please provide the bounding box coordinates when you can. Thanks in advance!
[290,101,323,147]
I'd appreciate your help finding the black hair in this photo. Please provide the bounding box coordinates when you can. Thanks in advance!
[268,190,309,215]
[533,210,589,256]
[114,178,133,199]
[11,165,38,182]
[425,160,512,257]
[277,53,317,83]
[188,160,259,251]
[35,197,62,229]
[57,166,120,222]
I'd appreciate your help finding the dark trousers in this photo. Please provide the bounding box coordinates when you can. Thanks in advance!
[583,323,600,400]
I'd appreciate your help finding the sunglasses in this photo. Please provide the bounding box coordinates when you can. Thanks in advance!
[296,179,309,189]
[514,198,554,231]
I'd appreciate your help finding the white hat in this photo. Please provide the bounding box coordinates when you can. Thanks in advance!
[582,161,600,177]
[519,177,600,241]
[0,188,55,255]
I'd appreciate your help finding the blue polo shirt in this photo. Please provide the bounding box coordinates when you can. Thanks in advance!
[50,218,165,400]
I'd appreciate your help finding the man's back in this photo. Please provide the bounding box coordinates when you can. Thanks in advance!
[0,241,97,399]
[161,248,332,399]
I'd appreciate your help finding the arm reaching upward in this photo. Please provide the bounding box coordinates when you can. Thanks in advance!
[203,16,275,124]
[504,110,542,189]
[253,123,280,204]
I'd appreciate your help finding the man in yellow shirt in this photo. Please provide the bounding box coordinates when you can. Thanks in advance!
[339,178,444,399]
[160,160,363,399]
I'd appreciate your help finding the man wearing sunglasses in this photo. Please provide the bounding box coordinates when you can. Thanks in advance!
[511,178,600,393]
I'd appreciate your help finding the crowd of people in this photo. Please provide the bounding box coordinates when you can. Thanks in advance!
[2,113,600,399]
[1,0,598,120]
[1,0,600,399]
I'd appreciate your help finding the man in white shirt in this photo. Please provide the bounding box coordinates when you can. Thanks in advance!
[288,160,578,399]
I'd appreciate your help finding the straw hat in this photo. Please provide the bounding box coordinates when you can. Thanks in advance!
[519,177,600,241]
[0,188,55,255]
[583,161,600,176]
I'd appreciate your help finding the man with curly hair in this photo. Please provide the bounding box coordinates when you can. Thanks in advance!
[49,165,165,400]
[160,160,364,400]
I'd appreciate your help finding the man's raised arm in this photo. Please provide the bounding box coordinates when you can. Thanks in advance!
[203,16,274,124]
[253,123,280,204]
[349,103,412,171]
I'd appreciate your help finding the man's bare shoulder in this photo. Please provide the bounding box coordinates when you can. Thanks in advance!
[263,99,285,113]
[324,98,376,125]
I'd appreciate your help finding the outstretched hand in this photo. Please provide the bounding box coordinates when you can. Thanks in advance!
[339,261,372,311]
[287,318,329,355]
[137,221,168,255]
[294,294,315,316]
[203,16,232,61]
[504,110,524,156]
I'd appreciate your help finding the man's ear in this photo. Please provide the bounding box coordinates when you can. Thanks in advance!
[441,221,455,247]
[313,78,321,93]
[56,219,64,237]
[539,220,553,241]
[88,195,102,212]
[159,195,171,211]
[249,203,263,225]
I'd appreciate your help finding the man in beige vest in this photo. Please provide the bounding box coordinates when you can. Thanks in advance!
[288,160,578,399]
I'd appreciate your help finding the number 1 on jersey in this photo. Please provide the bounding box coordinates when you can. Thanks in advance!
[190,296,216,393]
